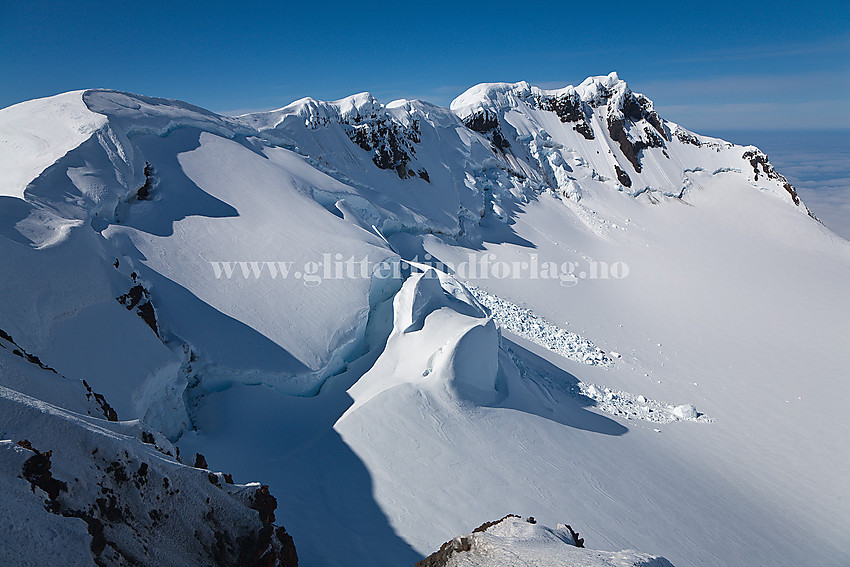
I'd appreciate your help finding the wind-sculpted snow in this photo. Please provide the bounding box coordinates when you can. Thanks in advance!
[0,91,107,201]
[345,267,502,412]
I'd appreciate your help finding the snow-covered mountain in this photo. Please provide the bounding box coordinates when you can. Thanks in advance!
[0,73,847,566]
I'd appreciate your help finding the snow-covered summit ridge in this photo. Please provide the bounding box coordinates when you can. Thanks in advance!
[451,72,626,115]
[450,72,809,212]
[0,74,814,226]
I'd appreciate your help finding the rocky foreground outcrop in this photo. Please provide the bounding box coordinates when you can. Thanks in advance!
[0,386,297,567]
[417,515,674,567]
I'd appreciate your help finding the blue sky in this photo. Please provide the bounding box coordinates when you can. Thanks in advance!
[1,0,848,130]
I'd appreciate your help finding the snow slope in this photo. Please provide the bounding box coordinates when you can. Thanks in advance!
[0,76,847,566]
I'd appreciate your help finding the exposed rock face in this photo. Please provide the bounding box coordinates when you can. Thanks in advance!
[82,380,118,421]
[535,92,595,140]
[675,128,702,146]
[116,282,159,336]
[346,116,426,180]
[614,164,632,187]
[462,109,512,150]
[416,515,522,567]
[606,92,667,174]
[135,162,155,201]
[0,327,57,373]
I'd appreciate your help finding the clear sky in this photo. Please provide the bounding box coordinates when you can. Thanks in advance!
[1,0,848,130]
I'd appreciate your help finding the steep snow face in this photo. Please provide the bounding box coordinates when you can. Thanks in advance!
[451,73,810,214]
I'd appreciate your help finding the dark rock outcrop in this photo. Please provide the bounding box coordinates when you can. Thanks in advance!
[82,380,118,421]
[346,117,427,181]
[614,164,632,188]
[135,162,155,200]
[0,327,58,373]
[116,283,159,336]
[742,149,801,205]
[535,93,595,140]
[463,110,512,150]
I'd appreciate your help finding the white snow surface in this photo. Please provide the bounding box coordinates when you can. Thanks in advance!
[0,77,848,567]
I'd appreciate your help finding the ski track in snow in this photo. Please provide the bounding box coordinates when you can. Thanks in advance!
[465,281,711,424]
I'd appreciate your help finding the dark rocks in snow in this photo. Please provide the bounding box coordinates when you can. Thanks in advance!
[623,92,668,141]
[742,149,801,205]
[643,128,665,149]
[783,182,802,206]
[463,110,500,132]
[116,283,159,336]
[83,380,118,421]
[463,110,513,150]
[614,164,632,188]
[605,91,671,175]
[135,162,155,200]
[491,127,511,149]
[535,93,595,140]
[19,441,67,502]
[117,284,146,310]
[415,535,471,567]
[16,440,108,557]
[194,452,209,469]
[12,436,298,567]
[607,116,644,173]
[676,129,702,146]
[573,122,594,139]
[239,484,298,567]
[275,526,299,567]
[0,327,58,373]
[472,513,521,533]
[564,524,585,547]
[345,116,425,181]
[249,484,277,525]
